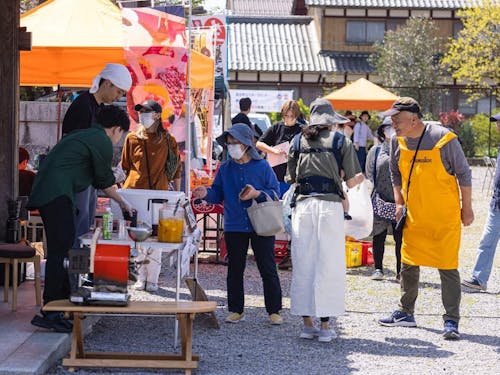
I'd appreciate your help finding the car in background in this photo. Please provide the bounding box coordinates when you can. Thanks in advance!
[248,113,272,134]
[231,112,272,135]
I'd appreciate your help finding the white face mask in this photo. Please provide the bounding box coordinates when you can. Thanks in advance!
[227,144,246,160]
[139,112,155,128]
[384,127,395,140]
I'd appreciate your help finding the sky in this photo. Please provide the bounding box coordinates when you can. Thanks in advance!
[202,0,226,13]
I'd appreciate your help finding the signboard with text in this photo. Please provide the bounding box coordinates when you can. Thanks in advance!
[230,89,295,113]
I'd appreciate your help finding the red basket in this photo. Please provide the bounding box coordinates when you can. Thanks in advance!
[274,240,288,261]
[358,240,374,266]
[221,237,289,263]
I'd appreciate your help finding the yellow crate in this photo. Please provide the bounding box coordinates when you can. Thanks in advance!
[345,241,362,268]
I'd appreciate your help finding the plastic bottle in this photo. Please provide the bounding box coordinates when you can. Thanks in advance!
[102,207,114,240]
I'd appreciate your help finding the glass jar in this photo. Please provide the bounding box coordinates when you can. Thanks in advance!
[158,203,185,243]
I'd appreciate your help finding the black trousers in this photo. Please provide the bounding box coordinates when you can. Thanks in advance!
[39,195,75,304]
[372,223,402,275]
[224,232,282,315]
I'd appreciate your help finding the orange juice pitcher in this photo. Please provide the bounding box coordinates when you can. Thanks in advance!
[158,202,185,243]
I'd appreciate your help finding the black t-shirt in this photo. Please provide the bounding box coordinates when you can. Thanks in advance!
[259,121,303,181]
[62,91,100,136]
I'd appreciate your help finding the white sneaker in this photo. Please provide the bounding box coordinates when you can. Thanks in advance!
[299,326,320,339]
[371,269,384,280]
[133,280,146,290]
[318,328,337,342]
[146,282,158,292]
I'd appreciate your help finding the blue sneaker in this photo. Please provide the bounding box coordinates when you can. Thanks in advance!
[378,310,417,327]
[443,320,460,340]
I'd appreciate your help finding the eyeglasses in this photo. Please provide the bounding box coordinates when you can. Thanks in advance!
[226,141,241,145]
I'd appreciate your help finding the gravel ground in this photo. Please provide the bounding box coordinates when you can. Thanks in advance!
[47,167,499,375]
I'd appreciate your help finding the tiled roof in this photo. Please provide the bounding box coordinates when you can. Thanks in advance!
[305,0,484,9]
[320,51,374,73]
[228,16,375,74]
[228,0,295,15]
[228,16,325,72]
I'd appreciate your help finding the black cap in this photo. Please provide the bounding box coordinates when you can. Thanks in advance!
[380,97,421,117]
[134,100,162,113]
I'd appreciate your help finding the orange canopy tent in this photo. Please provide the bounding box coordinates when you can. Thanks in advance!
[323,78,399,110]
[20,0,214,89]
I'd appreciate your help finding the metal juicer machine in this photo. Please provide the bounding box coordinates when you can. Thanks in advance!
[66,226,151,306]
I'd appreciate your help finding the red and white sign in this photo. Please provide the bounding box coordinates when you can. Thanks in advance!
[191,15,227,80]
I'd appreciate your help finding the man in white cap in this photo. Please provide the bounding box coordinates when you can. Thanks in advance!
[62,63,132,251]
[462,112,500,291]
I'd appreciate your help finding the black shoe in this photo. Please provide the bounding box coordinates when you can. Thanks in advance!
[31,312,73,333]
[344,212,352,220]
[278,255,292,270]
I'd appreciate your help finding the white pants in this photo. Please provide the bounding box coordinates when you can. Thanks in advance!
[290,198,346,318]
[136,247,162,283]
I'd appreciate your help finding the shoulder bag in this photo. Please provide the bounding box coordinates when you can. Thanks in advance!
[165,133,180,181]
[371,145,396,222]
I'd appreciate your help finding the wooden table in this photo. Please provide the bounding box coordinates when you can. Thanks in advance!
[44,299,217,374]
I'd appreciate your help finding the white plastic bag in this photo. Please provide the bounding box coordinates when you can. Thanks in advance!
[282,184,295,235]
[344,180,373,239]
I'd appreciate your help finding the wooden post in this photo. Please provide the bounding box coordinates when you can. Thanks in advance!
[0,0,20,241]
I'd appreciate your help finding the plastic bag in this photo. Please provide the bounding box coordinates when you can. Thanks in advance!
[282,184,295,235]
[344,180,373,240]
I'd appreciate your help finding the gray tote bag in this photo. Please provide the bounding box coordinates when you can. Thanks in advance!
[246,192,284,236]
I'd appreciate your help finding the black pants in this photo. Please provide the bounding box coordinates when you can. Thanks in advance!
[39,195,75,304]
[224,232,282,315]
[372,223,402,275]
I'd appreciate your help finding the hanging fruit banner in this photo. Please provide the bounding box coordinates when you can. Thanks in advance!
[121,7,187,131]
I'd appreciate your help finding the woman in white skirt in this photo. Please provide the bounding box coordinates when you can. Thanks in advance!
[285,99,363,342]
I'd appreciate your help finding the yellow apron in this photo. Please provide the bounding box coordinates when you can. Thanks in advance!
[398,132,461,269]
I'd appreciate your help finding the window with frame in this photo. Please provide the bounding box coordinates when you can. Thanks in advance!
[346,21,385,44]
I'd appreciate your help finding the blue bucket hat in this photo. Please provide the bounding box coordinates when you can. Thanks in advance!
[216,123,262,160]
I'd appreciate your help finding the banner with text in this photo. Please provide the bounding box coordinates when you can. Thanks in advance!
[231,89,294,113]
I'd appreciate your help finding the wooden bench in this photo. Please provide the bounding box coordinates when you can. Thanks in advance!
[43,299,217,375]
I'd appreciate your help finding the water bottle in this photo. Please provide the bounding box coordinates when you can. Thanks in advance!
[102,208,113,240]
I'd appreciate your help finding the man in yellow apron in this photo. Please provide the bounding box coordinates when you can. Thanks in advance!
[377,97,474,340]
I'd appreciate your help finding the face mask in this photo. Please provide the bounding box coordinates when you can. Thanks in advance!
[384,127,395,140]
[139,113,155,128]
[227,144,246,160]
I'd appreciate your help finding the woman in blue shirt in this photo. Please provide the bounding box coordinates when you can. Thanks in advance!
[192,123,283,325]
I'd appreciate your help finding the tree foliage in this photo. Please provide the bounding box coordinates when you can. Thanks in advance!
[369,17,444,114]
[441,0,500,101]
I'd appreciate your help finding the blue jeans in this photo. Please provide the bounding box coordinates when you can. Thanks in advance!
[471,207,500,287]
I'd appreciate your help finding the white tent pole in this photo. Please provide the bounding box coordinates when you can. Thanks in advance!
[185,0,192,198]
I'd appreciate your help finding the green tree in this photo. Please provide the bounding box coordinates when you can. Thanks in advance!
[470,112,500,157]
[369,17,444,114]
[441,0,500,101]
